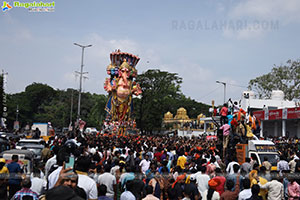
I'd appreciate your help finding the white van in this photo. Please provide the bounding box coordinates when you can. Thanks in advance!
[16,138,44,149]
[237,140,279,170]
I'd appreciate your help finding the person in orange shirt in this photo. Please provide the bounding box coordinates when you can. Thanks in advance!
[237,108,246,122]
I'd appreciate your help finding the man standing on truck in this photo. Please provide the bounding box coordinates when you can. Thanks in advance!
[220,104,228,126]
[236,119,246,144]
[220,120,230,158]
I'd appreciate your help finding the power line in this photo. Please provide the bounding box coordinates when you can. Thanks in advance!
[226,83,248,89]
[198,85,222,101]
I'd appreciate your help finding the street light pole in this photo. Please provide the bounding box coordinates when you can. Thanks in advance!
[74,43,92,122]
[70,89,73,125]
[216,80,226,104]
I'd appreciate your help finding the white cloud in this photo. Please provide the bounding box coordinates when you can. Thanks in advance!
[230,0,300,24]
[0,14,33,43]
[216,2,226,13]
[63,72,77,83]
[62,33,164,95]
[223,22,266,40]
[67,35,227,105]
[222,0,300,39]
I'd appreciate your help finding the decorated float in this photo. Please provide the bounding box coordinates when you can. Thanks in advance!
[104,50,141,135]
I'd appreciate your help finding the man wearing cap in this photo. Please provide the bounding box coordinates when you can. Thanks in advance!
[202,178,221,200]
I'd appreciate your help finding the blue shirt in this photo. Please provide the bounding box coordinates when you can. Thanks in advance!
[227,114,233,126]
[98,196,113,200]
[7,161,22,185]
[226,174,244,191]
[121,172,135,189]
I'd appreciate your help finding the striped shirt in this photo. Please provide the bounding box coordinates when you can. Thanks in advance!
[13,188,39,200]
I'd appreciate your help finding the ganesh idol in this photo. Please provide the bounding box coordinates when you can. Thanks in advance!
[104,49,142,122]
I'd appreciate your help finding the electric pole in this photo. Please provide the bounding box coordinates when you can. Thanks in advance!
[74,43,92,122]
[216,80,226,104]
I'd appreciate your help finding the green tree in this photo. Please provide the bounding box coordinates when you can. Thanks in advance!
[25,82,57,114]
[6,84,107,130]
[174,94,210,118]
[135,69,182,134]
[248,59,300,100]
[84,93,107,129]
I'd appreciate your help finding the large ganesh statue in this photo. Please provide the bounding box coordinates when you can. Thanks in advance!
[104,49,142,123]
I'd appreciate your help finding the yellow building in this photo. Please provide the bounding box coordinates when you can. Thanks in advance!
[163,107,192,129]
[163,107,213,130]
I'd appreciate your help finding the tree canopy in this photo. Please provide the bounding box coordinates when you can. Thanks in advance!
[248,59,300,100]
[6,70,210,132]
[134,69,210,134]
[7,83,107,130]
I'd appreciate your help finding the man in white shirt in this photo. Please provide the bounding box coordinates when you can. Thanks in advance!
[277,156,290,173]
[98,165,117,199]
[120,180,136,200]
[258,172,284,200]
[139,154,150,174]
[195,166,210,197]
[289,152,299,173]
[30,168,46,195]
[76,156,98,200]
[47,146,74,189]
[142,185,159,200]
[45,154,57,177]
[48,165,63,189]
[238,178,252,200]
[47,148,68,189]
[45,146,60,178]
[226,158,240,175]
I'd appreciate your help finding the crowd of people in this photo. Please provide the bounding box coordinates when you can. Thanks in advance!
[0,128,299,200]
[0,99,300,200]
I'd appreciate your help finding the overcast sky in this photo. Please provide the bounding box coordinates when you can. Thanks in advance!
[1,0,300,106]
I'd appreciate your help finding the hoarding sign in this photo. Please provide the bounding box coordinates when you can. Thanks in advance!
[287,107,300,119]
[268,109,282,120]
[253,110,264,120]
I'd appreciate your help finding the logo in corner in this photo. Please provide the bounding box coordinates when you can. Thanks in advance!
[2,1,12,12]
